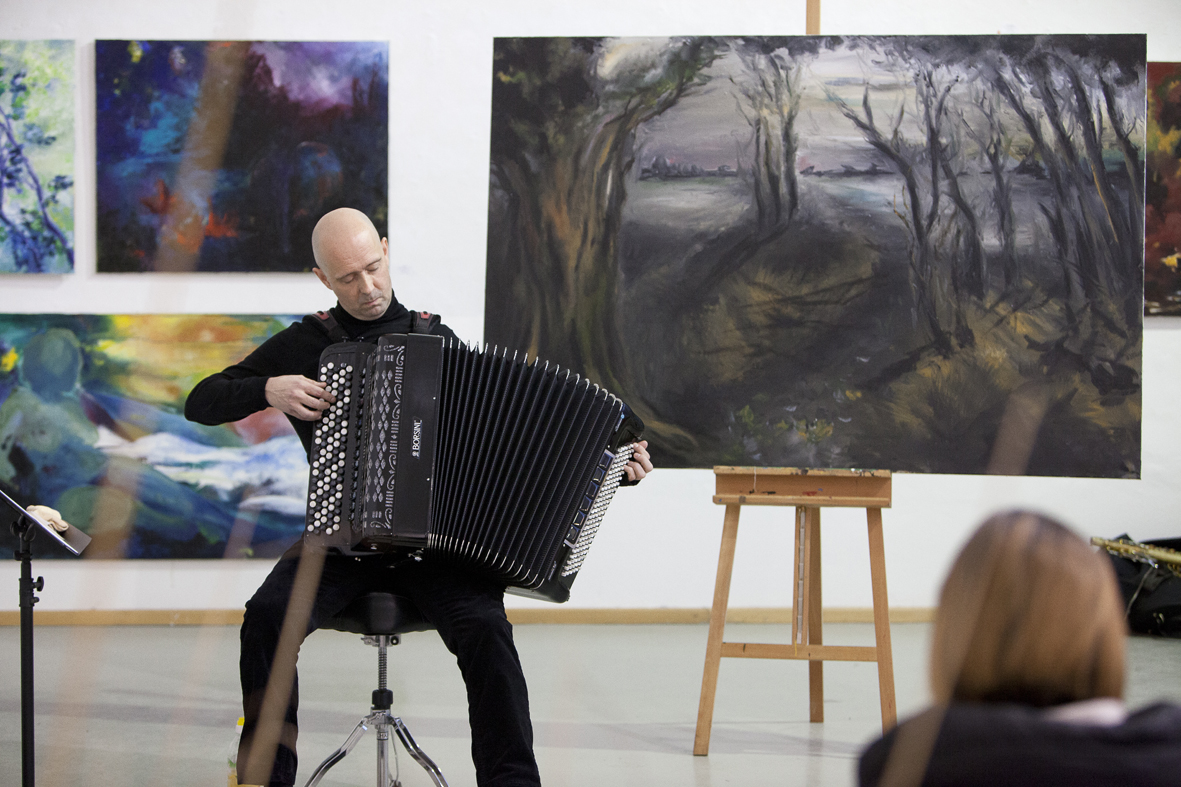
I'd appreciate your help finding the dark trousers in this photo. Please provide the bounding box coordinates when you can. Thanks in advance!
[238,544,541,787]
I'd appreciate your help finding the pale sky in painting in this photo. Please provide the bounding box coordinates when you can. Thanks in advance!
[251,41,387,109]
[634,41,914,173]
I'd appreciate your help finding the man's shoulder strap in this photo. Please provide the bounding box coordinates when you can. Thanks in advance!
[410,310,441,335]
[312,308,439,341]
[311,310,348,343]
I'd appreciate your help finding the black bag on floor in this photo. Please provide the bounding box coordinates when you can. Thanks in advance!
[1102,535,1181,637]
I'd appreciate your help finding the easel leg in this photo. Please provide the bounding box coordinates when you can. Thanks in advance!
[867,508,897,730]
[791,508,805,645]
[694,503,741,756]
[805,507,823,723]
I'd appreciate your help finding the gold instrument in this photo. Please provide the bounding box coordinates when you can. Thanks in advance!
[1092,536,1181,577]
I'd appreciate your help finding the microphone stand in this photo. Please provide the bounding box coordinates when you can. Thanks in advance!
[12,512,42,787]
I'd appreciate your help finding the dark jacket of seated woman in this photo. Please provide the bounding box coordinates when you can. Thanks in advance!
[858,511,1181,787]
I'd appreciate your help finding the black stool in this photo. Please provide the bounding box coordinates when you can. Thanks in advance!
[303,593,449,787]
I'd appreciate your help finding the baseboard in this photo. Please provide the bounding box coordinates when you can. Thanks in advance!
[0,609,246,626]
[507,607,933,624]
[0,606,933,626]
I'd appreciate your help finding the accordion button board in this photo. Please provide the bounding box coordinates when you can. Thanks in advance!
[304,333,644,603]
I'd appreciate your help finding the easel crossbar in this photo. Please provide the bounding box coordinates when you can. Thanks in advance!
[714,494,890,508]
[719,642,878,662]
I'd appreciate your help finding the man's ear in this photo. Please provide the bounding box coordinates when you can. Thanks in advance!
[313,266,332,290]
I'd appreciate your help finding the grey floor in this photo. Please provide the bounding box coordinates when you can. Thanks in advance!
[2,621,1180,787]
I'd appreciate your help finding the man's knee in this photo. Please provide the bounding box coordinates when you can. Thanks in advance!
[241,596,285,645]
[241,566,299,645]
[442,599,517,658]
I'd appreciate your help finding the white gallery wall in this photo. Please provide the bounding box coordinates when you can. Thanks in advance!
[1,0,1180,614]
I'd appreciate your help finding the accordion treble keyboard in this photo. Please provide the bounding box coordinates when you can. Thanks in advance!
[303,334,644,603]
[306,343,373,541]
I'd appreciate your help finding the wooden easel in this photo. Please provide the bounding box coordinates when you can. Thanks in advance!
[693,467,896,755]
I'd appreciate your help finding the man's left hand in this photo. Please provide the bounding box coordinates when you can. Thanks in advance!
[624,440,652,483]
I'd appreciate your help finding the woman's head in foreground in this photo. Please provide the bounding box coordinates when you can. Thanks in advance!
[930,510,1126,707]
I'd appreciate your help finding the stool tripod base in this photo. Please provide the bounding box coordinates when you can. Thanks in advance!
[303,708,448,787]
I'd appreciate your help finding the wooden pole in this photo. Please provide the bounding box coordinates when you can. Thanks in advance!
[694,504,742,755]
[868,508,898,729]
[806,507,824,722]
[807,0,821,35]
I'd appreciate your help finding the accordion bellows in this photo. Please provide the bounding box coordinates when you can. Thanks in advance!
[304,334,644,603]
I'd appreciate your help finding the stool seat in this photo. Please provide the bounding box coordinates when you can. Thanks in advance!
[324,592,434,636]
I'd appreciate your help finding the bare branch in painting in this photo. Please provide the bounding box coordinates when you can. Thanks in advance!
[732,38,813,230]
[962,87,1018,289]
[830,81,952,356]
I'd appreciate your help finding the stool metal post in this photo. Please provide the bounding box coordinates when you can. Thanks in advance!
[373,634,395,787]
[304,593,448,787]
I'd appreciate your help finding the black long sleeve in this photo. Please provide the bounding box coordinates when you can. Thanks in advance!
[184,301,459,455]
[185,320,324,417]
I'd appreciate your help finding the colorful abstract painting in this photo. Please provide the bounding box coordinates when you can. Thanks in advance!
[1146,62,1181,315]
[486,35,1145,477]
[0,314,307,559]
[95,40,388,273]
[0,40,74,274]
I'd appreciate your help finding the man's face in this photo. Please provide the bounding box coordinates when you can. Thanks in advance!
[313,232,393,321]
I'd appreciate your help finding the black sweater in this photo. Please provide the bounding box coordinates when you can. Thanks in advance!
[859,701,1181,787]
[184,300,458,455]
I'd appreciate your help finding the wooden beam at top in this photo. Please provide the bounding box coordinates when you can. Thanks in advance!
[807,0,821,35]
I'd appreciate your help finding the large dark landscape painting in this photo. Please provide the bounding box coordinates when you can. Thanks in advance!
[0,314,307,559]
[486,35,1146,477]
[96,40,388,273]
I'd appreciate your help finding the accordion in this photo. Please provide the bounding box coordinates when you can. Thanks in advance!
[303,333,644,602]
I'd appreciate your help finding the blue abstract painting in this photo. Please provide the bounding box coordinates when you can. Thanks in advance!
[95,40,388,273]
[0,314,307,559]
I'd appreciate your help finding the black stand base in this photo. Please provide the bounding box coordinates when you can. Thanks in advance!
[13,515,41,787]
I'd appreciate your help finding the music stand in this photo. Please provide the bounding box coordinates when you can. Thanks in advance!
[1,488,91,787]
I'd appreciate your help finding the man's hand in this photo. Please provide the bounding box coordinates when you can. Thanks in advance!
[265,375,336,421]
[624,440,652,483]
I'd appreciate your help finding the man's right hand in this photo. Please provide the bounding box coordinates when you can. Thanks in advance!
[265,375,336,421]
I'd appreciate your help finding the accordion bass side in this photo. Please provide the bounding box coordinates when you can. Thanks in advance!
[304,333,645,602]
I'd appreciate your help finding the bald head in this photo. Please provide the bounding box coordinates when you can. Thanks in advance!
[311,208,393,321]
[312,208,380,268]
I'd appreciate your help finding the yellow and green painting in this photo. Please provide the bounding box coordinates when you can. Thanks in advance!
[0,40,74,274]
[0,314,304,558]
[1146,62,1181,314]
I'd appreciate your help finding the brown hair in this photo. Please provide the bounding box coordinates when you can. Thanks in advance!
[930,510,1126,707]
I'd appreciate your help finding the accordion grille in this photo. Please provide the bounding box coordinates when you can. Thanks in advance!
[562,443,632,577]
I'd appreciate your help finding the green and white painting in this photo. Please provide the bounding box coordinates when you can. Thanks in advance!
[0,314,307,559]
[0,40,74,274]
